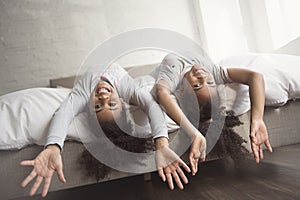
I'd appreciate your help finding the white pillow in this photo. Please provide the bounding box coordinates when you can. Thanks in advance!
[0,86,171,150]
[218,53,300,115]
[0,88,87,150]
[217,83,250,116]
[249,53,300,105]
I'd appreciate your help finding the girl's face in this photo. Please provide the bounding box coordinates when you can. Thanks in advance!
[184,64,217,106]
[92,81,123,122]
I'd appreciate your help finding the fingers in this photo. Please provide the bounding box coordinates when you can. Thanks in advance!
[29,176,43,196]
[158,169,166,182]
[166,167,188,190]
[20,160,35,166]
[42,177,52,197]
[166,173,174,190]
[200,151,206,162]
[21,170,37,188]
[189,154,194,171]
[176,167,188,185]
[191,159,198,176]
[252,140,274,164]
[193,159,198,176]
[171,171,184,190]
[189,154,198,176]
[57,166,66,183]
[179,159,191,173]
[265,139,273,153]
[259,145,263,160]
[161,161,189,190]
[251,142,260,164]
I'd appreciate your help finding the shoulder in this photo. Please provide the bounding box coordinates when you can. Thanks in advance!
[161,53,185,71]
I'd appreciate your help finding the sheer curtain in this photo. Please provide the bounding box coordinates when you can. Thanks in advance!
[197,0,248,61]
[264,0,300,49]
[195,0,300,61]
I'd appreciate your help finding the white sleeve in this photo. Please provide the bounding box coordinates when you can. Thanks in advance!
[118,75,168,139]
[155,54,183,92]
[46,73,91,149]
[214,65,233,84]
[183,51,232,84]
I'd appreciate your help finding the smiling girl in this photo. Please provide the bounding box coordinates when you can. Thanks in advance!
[151,51,272,176]
[20,63,191,197]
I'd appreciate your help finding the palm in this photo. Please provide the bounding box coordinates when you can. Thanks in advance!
[155,146,191,190]
[251,121,268,145]
[156,146,180,168]
[34,151,58,179]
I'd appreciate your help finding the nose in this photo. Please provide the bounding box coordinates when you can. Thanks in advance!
[95,95,108,108]
[194,67,209,78]
[98,94,108,99]
[96,90,109,98]
[98,94,108,100]
[197,74,204,79]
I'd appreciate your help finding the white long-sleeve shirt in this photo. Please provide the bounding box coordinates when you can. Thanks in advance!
[46,64,168,149]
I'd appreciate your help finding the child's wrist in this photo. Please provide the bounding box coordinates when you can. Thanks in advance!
[154,137,169,150]
[45,144,61,153]
[251,117,264,123]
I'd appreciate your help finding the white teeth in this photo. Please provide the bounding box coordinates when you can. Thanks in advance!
[98,87,109,94]
[100,88,108,92]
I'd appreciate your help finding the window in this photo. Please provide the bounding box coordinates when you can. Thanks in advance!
[196,0,300,60]
[265,0,300,49]
[198,0,248,61]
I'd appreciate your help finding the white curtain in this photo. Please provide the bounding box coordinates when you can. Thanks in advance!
[265,0,300,49]
[196,0,300,61]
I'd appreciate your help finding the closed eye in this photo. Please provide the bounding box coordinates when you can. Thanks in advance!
[206,80,216,87]
[108,102,117,107]
[95,101,119,113]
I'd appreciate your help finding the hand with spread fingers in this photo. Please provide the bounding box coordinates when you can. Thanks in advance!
[250,119,273,163]
[189,133,206,176]
[155,137,191,190]
[20,145,66,197]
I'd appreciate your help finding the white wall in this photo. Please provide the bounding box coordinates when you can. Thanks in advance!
[0,0,200,95]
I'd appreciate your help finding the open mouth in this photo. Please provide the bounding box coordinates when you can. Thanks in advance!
[96,87,111,95]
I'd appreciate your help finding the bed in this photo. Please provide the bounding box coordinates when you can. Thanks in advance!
[1,38,300,200]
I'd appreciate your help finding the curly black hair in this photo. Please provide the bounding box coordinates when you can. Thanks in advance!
[81,93,249,181]
[198,110,249,162]
[80,107,153,181]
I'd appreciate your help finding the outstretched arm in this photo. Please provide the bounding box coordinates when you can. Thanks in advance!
[227,68,273,163]
[119,74,191,189]
[20,72,91,197]
[155,80,206,175]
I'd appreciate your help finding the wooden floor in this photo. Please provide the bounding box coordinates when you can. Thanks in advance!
[16,144,300,200]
